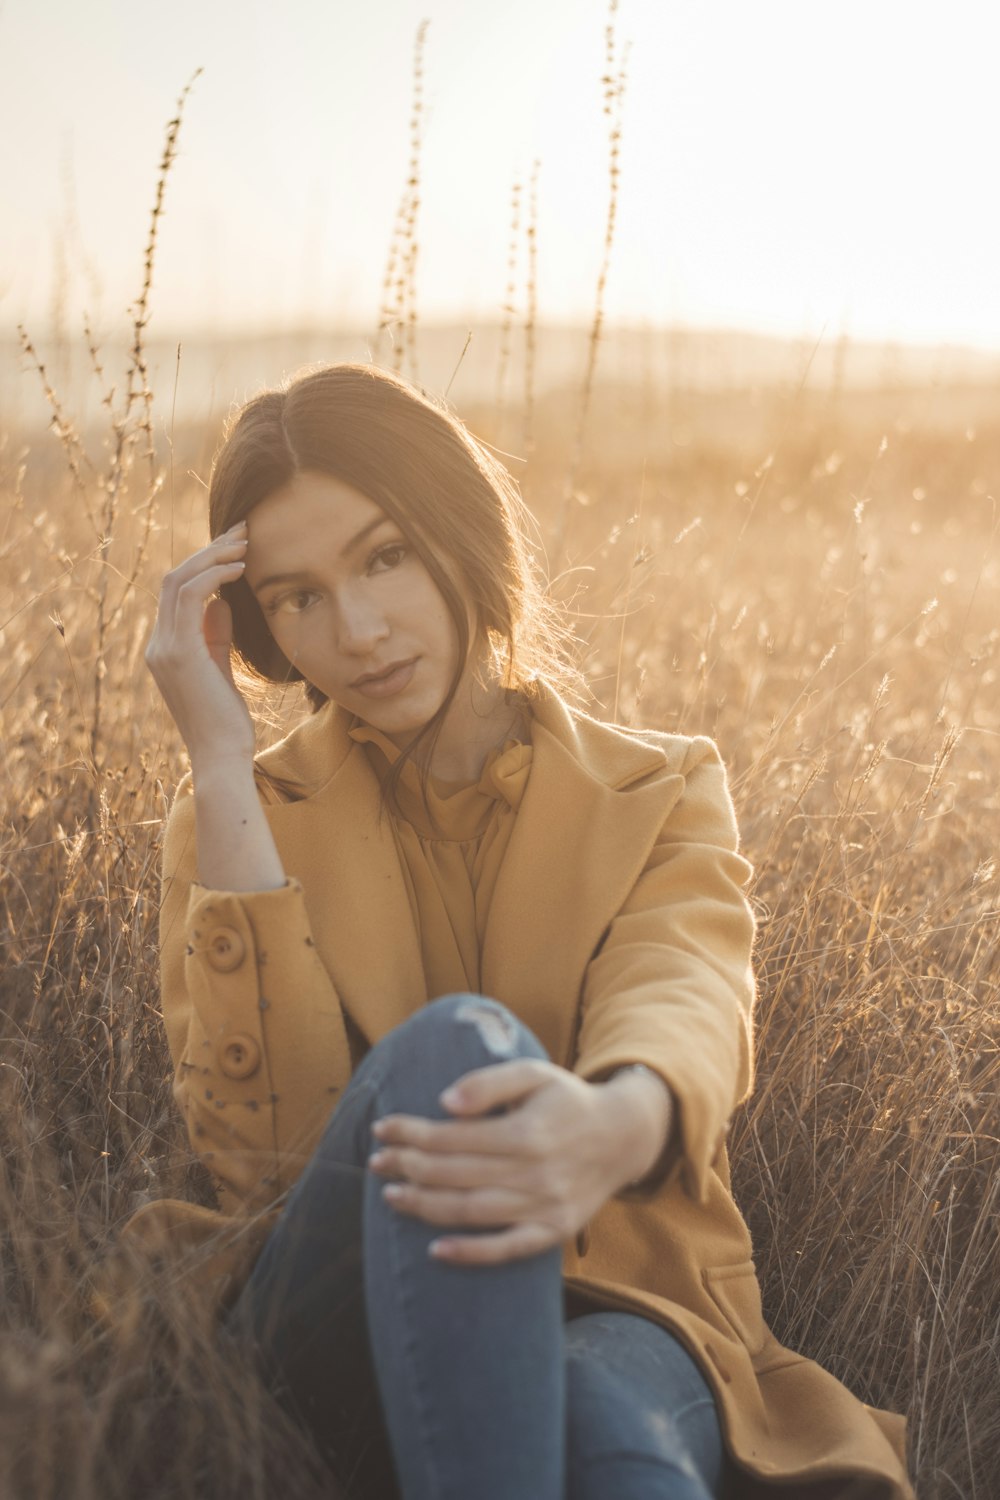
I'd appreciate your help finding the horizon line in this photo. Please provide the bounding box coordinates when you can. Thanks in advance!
[5,316,1000,360]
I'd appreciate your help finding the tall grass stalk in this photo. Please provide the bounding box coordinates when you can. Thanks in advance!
[15,67,202,778]
[521,158,541,475]
[375,20,429,385]
[554,0,630,560]
[495,176,523,437]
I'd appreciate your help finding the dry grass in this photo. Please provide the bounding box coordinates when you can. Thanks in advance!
[2,9,999,1496]
[523,387,999,1495]
[3,360,997,1500]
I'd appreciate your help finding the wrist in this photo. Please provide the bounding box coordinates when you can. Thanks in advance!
[189,752,257,787]
[597,1064,676,1194]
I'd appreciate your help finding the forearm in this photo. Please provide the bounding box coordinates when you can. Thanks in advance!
[594,1067,676,1194]
[191,757,287,892]
[158,780,352,1211]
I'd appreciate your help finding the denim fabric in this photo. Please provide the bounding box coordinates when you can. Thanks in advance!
[221,993,727,1500]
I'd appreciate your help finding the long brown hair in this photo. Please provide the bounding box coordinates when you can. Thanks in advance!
[207,361,587,821]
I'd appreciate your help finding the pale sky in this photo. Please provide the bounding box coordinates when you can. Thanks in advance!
[2,0,998,349]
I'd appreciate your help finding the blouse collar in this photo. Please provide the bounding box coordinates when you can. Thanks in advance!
[346,718,533,835]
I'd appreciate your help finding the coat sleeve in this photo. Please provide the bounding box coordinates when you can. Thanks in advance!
[157,773,347,1215]
[572,736,756,1206]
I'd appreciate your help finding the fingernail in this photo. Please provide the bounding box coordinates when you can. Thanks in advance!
[382,1183,404,1200]
[440,1086,461,1107]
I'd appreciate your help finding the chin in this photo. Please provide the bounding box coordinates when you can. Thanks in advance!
[364,701,441,733]
[331,684,443,731]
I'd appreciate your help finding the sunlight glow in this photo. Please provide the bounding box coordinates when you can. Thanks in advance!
[0,0,997,348]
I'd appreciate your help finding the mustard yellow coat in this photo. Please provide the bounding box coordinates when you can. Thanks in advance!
[114,683,914,1497]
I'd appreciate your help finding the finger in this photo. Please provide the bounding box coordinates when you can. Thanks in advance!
[147,548,240,649]
[369,1146,515,1190]
[148,560,246,676]
[439,1058,554,1116]
[153,534,247,637]
[203,596,235,681]
[158,532,249,606]
[372,1112,527,1157]
[379,1180,526,1228]
[172,560,247,643]
[429,1222,558,1266]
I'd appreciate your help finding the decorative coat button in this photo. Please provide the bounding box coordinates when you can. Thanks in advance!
[219,1034,260,1080]
[205,926,245,972]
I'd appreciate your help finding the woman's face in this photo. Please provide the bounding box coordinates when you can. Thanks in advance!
[243,469,476,737]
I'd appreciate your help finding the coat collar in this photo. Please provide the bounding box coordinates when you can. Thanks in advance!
[254,683,686,1063]
[253,680,670,797]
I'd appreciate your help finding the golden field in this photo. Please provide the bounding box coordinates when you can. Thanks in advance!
[1,46,998,1499]
[0,341,996,1498]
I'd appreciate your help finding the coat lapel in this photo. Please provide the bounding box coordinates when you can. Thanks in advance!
[258,704,428,1048]
[481,689,687,1067]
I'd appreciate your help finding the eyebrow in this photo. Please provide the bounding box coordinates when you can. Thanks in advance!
[249,514,391,593]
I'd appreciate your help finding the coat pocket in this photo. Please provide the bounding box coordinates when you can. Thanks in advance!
[702,1260,769,1358]
[703,1260,806,1376]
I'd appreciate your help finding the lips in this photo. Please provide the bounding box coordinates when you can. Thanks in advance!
[350,658,416,689]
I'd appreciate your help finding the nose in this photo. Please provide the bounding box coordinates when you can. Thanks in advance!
[335,586,391,657]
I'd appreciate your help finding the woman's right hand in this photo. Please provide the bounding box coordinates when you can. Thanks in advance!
[145,520,256,770]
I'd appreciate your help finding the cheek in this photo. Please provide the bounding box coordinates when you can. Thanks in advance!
[263,612,294,647]
[264,612,317,664]
[432,599,465,667]
[409,572,461,652]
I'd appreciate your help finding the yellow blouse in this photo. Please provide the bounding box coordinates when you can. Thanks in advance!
[346,719,533,1000]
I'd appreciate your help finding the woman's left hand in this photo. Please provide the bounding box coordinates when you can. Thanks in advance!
[366,1059,649,1265]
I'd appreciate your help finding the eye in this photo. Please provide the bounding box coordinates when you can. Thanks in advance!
[264,588,319,616]
[368,542,408,574]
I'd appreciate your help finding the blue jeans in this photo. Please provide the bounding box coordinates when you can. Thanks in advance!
[221,993,728,1500]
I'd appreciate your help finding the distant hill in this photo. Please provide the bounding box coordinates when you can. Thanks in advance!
[4,320,999,438]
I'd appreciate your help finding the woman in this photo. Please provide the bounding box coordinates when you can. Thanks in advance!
[123,363,914,1498]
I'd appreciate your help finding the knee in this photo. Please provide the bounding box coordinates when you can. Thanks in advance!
[397,992,550,1064]
[339,996,551,1130]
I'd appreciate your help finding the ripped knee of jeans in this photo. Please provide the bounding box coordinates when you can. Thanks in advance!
[454,998,519,1057]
